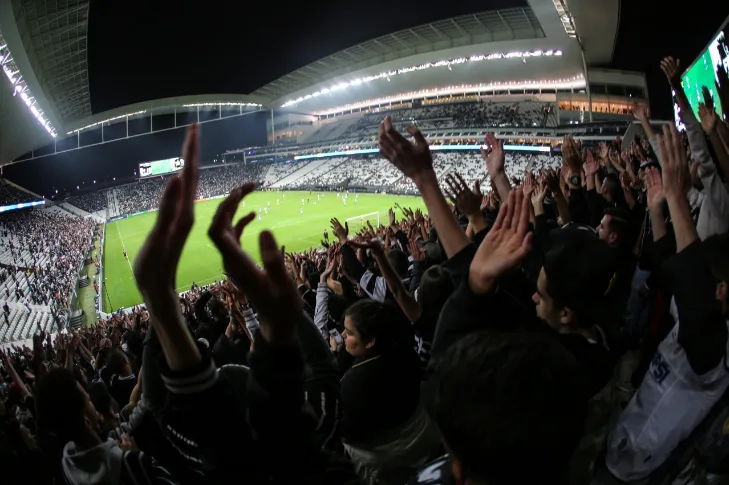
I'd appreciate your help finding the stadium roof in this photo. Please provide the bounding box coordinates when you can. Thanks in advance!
[0,0,620,165]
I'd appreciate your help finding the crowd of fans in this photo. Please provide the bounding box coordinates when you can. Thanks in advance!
[0,180,37,206]
[332,100,555,143]
[0,55,729,485]
[67,191,109,214]
[0,209,95,311]
[113,163,269,216]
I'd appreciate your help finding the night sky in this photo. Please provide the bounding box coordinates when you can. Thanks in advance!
[6,0,729,196]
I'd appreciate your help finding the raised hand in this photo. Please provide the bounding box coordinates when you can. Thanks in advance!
[408,240,426,262]
[330,218,349,243]
[522,171,536,197]
[378,116,434,183]
[531,182,548,209]
[584,150,599,177]
[698,103,718,134]
[469,190,533,294]
[656,123,690,198]
[445,173,481,216]
[320,256,337,282]
[562,135,584,176]
[134,123,199,304]
[660,57,681,87]
[632,100,650,122]
[388,208,396,226]
[644,166,665,211]
[481,133,505,176]
[543,168,560,191]
[209,186,301,345]
[348,237,384,256]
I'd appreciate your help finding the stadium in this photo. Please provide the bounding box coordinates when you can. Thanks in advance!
[1,0,729,483]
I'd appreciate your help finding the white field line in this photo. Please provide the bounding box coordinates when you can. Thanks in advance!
[115,223,134,278]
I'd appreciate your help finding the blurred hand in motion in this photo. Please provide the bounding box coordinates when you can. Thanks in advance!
[481,133,505,176]
[208,185,301,346]
[656,124,691,198]
[445,173,481,217]
[469,190,533,294]
[378,116,434,184]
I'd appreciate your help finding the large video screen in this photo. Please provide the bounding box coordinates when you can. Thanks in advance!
[675,16,729,127]
[139,158,185,178]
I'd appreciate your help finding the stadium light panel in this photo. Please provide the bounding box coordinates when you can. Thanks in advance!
[280,49,565,108]
[293,144,549,160]
[0,32,57,137]
[67,110,147,134]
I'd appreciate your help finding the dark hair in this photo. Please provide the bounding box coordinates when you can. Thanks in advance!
[344,299,391,351]
[386,249,409,279]
[604,207,630,247]
[418,265,454,318]
[105,348,128,376]
[34,368,87,442]
[432,332,586,485]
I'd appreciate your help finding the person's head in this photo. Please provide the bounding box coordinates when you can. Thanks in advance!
[431,331,586,485]
[342,299,391,358]
[533,240,617,331]
[207,296,228,318]
[34,368,101,445]
[417,265,454,317]
[599,173,620,202]
[386,249,409,280]
[106,348,132,377]
[597,209,629,248]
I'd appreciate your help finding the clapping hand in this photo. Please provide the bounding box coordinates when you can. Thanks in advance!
[644,166,665,211]
[209,185,301,346]
[468,190,533,294]
[584,150,599,177]
[330,218,349,243]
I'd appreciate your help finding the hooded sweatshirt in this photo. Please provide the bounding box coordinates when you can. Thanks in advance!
[62,439,176,485]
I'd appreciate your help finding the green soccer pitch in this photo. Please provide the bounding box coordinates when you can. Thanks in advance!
[102,190,426,311]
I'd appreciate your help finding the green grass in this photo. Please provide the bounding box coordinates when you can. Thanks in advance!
[102,191,426,310]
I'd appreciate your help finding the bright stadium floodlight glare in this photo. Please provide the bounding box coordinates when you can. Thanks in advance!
[280,49,565,108]
[181,102,262,108]
[0,32,57,137]
[309,75,585,116]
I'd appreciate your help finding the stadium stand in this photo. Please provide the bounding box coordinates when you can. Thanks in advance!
[0,180,37,206]
[0,208,95,343]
